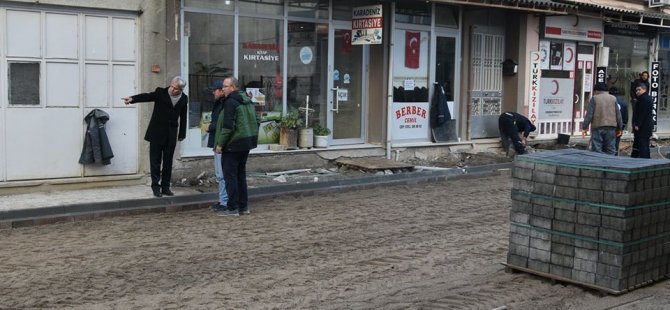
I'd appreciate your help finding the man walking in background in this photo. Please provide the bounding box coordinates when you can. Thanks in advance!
[123,76,188,198]
[581,82,622,155]
[215,77,259,217]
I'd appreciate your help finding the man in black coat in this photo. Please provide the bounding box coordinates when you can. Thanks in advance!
[498,112,536,156]
[631,84,654,158]
[123,76,188,197]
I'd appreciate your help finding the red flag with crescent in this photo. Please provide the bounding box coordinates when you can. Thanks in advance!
[405,31,420,69]
[341,30,352,54]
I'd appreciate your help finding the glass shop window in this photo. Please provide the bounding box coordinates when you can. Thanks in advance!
[9,62,40,106]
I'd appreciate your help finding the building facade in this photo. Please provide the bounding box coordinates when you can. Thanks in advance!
[1,0,669,192]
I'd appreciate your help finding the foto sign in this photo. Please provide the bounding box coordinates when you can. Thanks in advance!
[352,5,383,45]
[651,62,660,131]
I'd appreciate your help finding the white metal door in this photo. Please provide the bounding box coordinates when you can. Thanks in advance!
[469,26,504,139]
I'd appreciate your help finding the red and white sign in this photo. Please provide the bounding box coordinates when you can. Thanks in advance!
[528,51,541,125]
[352,5,382,45]
[543,15,603,43]
[563,42,576,71]
[391,102,430,140]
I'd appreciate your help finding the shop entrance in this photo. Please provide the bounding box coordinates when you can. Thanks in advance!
[329,26,366,145]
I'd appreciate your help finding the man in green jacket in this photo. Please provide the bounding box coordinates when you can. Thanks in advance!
[214,76,259,217]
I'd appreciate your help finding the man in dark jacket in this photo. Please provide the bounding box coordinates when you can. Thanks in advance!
[206,80,227,211]
[609,87,628,155]
[215,76,259,217]
[123,76,188,197]
[631,84,654,158]
[498,112,536,156]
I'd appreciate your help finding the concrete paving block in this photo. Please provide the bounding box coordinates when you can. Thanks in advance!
[551,253,575,268]
[514,160,535,170]
[553,185,577,200]
[509,244,530,257]
[597,263,623,279]
[574,239,599,250]
[600,215,627,230]
[511,200,532,214]
[554,209,576,222]
[575,203,601,215]
[551,234,574,245]
[509,233,530,247]
[531,196,553,208]
[532,204,554,218]
[552,243,575,257]
[575,248,598,261]
[554,174,579,187]
[599,251,623,267]
[530,215,552,229]
[575,223,599,239]
[510,211,530,224]
[512,167,533,180]
[572,270,596,284]
[552,200,575,211]
[528,259,550,273]
[604,180,634,193]
[577,188,603,203]
[579,177,603,190]
[552,219,575,234]
[533,171,556,184]
[530,237,552,251]
[577,213,601,226]
[549,264,573,278]
[507,253,528,268]
[529,248,551,262]
[512,179,535,193]
[581,169,604,178]
[510,224,530,236]
[534,183,555,197]
[511,190,531,203]
[574,258,597,273]
[556,166,580,176]
[535,163,558,174]
[530,229,551,240]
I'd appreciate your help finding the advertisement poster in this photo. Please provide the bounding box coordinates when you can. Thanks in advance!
[563,42,576,71]
[391,102,430,140]
[246,88,265,106]
[539,78,574,120]
[550,42,564,70]
[539,40,550,70]
[352,5,383,45]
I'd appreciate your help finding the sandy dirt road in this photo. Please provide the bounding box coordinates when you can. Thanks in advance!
[1,170,669,309]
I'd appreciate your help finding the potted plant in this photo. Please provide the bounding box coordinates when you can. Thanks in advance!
[312,122,331,148]
[278,111,303,150]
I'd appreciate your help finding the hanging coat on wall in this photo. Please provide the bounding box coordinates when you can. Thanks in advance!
[79,109,114,165]
[430,84,451,128]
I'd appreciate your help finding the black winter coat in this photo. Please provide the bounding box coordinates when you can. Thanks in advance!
[207,97,225,148]
[430,84,451,128]
[79,109,114,165]
[131,87,188,146]
[632,93,654,137]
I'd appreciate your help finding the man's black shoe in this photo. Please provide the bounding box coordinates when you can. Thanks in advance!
[152,188,162,198]
[161,188,174,196]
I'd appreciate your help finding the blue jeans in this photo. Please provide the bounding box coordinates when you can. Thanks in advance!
[589,127,617,155]
[214,152,228,205]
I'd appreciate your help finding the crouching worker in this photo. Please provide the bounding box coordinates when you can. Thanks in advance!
[498,112,536,156]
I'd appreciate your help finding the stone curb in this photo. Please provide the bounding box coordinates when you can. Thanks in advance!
[0,163,512,229]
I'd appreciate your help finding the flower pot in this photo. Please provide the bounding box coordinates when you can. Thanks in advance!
[314,135,329,148]
[280,128,298,150]
[299,128,313,149]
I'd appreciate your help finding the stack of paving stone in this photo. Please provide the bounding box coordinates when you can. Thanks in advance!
[506,149,670,293]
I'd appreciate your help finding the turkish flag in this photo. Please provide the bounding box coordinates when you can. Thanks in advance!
[405,31,420,69]
[340,30,352,54]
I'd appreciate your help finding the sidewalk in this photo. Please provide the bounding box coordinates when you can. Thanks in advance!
[0,163,513,228]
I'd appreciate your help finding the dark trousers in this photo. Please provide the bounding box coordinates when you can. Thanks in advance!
[631,133,650,159]
[222,150,250,211]
[499,115,525,155]
[149,142,176,190]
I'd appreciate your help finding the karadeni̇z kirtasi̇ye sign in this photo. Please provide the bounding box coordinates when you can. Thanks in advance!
[352,5,382,45]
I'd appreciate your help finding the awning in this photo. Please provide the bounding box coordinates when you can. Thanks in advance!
[556,0,670,27]
[431,0,573,15]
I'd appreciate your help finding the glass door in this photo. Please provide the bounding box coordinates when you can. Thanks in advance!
[432,34,458,142]
[329,27,366,144]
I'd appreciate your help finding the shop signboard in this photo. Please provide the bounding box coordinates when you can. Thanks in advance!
[391,102,429,140]
[651,61,660,131]
[528,51,541,125]
[543,15,603,43]
[539,78,574,120]
[596,67,607,84]
[352,4,382,45]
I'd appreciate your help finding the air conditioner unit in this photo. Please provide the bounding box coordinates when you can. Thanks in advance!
[649,0,670,8]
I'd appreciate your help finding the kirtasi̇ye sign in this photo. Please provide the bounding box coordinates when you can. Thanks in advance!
[352,4,382,45]
[242,43,280,62]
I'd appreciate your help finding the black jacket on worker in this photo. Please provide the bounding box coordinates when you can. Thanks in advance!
[130,87,188,193]
[207,96,225,148]
[631,92,654,158]
[498,112,536,155]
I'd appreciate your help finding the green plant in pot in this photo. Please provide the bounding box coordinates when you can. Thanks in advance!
[312,122,331,148]
[278,111,302,150]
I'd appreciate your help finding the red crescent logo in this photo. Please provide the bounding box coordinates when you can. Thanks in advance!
[552,80,559,95]
[573,15,579,27]
[532,52,540,61]
[566,47,574,63]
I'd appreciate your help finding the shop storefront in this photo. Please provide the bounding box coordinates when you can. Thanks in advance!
[535,15,602,137]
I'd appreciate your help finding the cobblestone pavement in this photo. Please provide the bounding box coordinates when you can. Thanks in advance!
[1,170,669,309]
